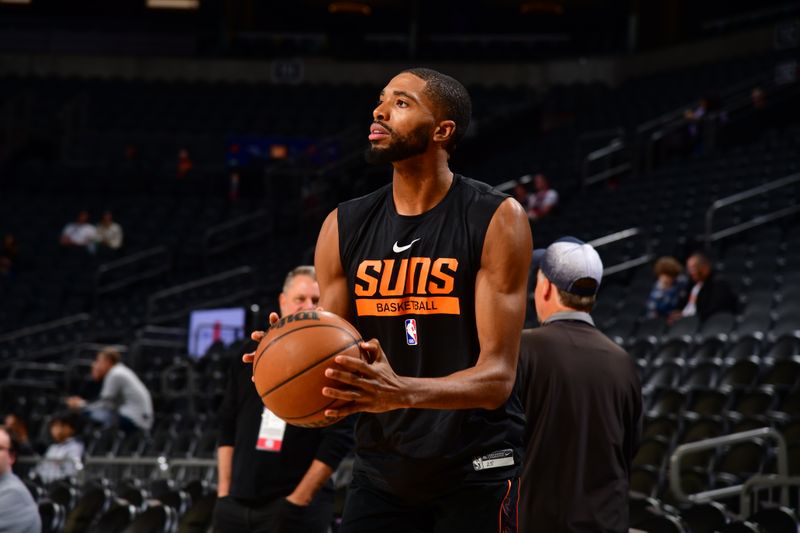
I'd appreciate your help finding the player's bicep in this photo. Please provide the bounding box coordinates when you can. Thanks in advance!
[315,209,352,321]
[474,199,532,369]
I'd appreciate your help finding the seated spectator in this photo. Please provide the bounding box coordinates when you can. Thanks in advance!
[66,347,153,435]
[2,413,34,457]
[35,411,84,484]
[527,173,559,220]
[671,251,738,323]
[645,256,688,319]
[0,233,17,275]
[0,427,41,533]
[95,211,123,250]
[60,210,97,250]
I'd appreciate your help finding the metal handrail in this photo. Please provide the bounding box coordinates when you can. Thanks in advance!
[16,455,217,484]
[146,266,256,324]
[588,227,654,277]
[95,246,171,296]
[702,2,800,31]
[0,313,90,343]
[495,173,533,193]
[704,172,800,249]
[583,137,631,187]
[202,210,271,257]
[669,427,788,506]
[739,475,800,518]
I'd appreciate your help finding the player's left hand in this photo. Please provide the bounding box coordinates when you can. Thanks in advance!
[321,338,409,416]
[242,312,280,364]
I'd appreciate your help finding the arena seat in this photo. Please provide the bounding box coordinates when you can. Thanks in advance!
[648,388,686,417]
[638,512,688,533]
[680,501,729,533]
[719,358,761,391]
[630,465,661,497]
[634,437,671,470]
[642,416,679,442]
[684,389,728,417]
[48,481,78,515]
[39,500,66,533]
[689,338,726,363]
[750,507,799,533]
[680,361,721,389]
[177,494,216,533]
[123,504,177,533]
[717,521,762,532]
[725,334,764,359]
[63,484,112,533]
[644,363,684,393]
[760,357,800,389]
[730,388,777,418]
[714,441,767,485]
[89,504,138,533]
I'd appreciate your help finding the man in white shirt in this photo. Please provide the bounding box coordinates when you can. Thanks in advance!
[67,347,153,434]
[0,427,40,533]
[60,210,97,249]
[95,211,124,250]
[35,411,84,483]
[527,174,559,220]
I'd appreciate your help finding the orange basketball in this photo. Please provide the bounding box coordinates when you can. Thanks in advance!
[252,310,364,428]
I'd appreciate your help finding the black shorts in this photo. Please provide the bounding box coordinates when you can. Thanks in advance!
[340,472,519,533]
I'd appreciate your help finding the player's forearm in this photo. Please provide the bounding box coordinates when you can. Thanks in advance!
[404,357,516,410]
[216,446,234,497]
[286,459,334,506]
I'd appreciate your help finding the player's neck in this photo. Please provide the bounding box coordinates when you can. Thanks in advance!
[391,156,453,216]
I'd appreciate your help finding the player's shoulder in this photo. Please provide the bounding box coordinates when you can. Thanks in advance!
[456,174,508,202]
[338,182,392,212]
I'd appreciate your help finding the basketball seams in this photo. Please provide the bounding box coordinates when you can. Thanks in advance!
[282,397,346,421]
[252,323,359,376]
[259,338,360,398]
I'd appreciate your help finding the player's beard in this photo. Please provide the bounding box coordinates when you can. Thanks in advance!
[364,123,431,165]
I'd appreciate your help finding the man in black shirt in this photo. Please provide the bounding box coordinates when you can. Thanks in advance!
[214,266,354,533]
[518,237,642,532]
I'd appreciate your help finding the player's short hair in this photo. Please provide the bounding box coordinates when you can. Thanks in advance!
[98,347,122,365]
[283,265,317,293]
[402,67,472,155]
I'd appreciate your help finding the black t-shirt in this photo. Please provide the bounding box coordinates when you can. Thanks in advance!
[337,174,525,501]
[517,319,643,532]
[217,358,354,503]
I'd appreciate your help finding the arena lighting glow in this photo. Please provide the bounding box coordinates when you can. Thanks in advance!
[0,0,32,4]
[146,0,199,9]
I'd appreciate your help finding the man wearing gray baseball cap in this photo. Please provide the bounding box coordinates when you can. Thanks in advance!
[517,237,643,532]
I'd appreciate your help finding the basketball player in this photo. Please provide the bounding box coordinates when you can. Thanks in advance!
[313,68,530,531]
[216,266,353,533]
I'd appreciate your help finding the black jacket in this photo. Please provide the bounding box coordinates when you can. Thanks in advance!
[690,272,738,322]
[517,317,642,532]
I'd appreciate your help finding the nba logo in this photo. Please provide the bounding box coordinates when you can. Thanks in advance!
[405,319,418,346]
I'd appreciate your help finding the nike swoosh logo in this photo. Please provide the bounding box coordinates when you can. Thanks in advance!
[393,238,421,253]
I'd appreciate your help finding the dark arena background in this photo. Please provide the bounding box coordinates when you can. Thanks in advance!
[1,1,800,531]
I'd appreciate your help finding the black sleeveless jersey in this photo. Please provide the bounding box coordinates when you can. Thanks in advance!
[337,174,525,500]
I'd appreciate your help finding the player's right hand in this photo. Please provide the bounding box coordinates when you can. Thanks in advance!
[242,312,280,364]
